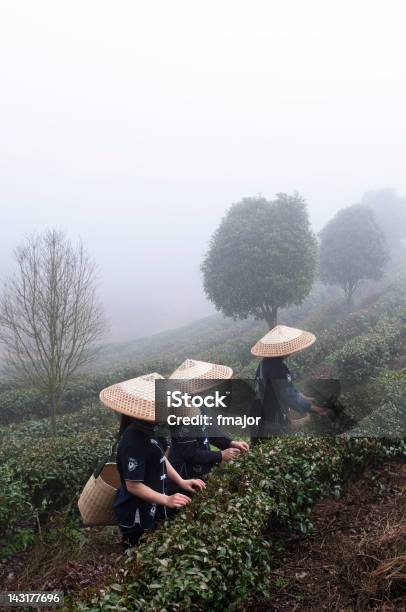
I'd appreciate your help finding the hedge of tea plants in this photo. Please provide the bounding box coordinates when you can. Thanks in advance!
[328,311,406,385]
[341,369,406,437]
[0,406,117,552]
[0,365,163,425]
[72,436,406,611]
[287,276,406,381]
[0,403,117,438]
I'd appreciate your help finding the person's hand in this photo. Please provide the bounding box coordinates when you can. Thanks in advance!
[300,392,316,402]
[181,479,206,493]
[164,493,191,508]
[230,440,250,452]
[308,401,330,417]
[221,448,240,462]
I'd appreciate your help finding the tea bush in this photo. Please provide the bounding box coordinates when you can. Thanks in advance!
[0,404,118,551]
[72,436,405,611]
[342,369,406,437]
[289,277,406,380]
[0,363,172,426]
[0,427,115,548]
[0,404,117,438]
[328,314,406,384]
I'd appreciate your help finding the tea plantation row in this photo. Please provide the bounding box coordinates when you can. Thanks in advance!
[0,406,118,555]
[1,284,405,554]
[72,436,406,611]
[2,367,404,556]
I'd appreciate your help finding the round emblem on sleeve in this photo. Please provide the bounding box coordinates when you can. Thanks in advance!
[128,457,138,472]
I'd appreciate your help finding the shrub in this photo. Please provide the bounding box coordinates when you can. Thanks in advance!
[328,316,405,385]
[72,437,405,611]
[0,464,34,535]
[289,279,406,380]
[0,427,115,547]
[0,404,117,438]
[342,369,406,437]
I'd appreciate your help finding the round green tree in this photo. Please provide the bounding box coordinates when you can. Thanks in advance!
[319,204,389,312]
[201,193,318,328]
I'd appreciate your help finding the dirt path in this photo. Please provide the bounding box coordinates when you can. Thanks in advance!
[248,461,406,611]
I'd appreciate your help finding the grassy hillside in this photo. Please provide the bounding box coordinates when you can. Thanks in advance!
[91,274,405,381]
[93,314,266,374]
[90,282,359,375]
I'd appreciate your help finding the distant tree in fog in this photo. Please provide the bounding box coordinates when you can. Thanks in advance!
[0,230,106,434]
[201,193,318,328]
[361,189,406,255]
[319,205,389,312]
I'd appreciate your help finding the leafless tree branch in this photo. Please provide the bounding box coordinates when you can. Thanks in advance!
[0,230,107,433]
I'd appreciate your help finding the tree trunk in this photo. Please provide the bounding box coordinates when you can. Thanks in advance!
[345,286,354,313]
[49,390,60,436]
[264,305,278,329]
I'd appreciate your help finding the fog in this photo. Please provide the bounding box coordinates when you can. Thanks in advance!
[1,1,405,340]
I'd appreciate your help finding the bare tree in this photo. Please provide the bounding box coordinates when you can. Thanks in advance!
[0,230,107,434]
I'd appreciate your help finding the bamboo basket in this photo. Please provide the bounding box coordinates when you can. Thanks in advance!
[78,462,120,526]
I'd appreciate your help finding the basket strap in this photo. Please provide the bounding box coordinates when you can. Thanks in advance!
[93,439,118,479]
[93,424,144,480]
[109,439,118,460]
[93,458,109,479]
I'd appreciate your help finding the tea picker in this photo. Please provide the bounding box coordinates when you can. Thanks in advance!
[79,372,206,549]
[167,359,249,491]
[250,325,328,439]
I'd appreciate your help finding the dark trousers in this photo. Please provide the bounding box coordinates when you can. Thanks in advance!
[119,506,173,550]
[121,524,146,550]
[250,398,289,444]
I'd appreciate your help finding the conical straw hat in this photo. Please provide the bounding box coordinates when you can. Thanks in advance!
[169,359,233,394]
[251,325,316,357]
[99,372,164,421]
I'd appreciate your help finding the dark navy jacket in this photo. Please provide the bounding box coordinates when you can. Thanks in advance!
[114,427,168,530]
[168,420,231,486]
[251,357,310,436]
[256,357,310,414]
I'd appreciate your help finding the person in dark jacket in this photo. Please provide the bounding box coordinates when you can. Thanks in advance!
[167,359,249,487]
[99,373,206,549]
[168,417,248,488]
[250,325,326,438]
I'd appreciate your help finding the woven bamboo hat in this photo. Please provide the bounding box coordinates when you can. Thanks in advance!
[169,359,233,394]
[251,325,316,357]
[99,372,164,421]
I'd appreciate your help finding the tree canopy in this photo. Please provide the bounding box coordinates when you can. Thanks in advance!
[319,204,389,311]
[361,189,406,254]
[201,193,318,328]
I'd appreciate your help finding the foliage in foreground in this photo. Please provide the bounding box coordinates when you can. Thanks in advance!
[0,420,115,554]
[72,437,405,612]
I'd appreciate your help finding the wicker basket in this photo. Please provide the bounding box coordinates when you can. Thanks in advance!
[78,462,120,526]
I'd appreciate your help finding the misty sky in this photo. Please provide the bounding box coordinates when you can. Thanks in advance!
[1,1,405,340]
